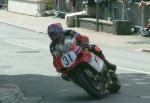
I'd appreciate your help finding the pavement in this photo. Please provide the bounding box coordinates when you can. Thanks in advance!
[0,10,150,51]
[0,10,150,103]
[0,84,41,103]
[0,84,23,103]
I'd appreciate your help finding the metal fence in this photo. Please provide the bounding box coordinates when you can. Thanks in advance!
[52,0,83,15]
[0,4,7,10]
[115,2,150,27]
[0,0,8,10]
[92,1,150,27]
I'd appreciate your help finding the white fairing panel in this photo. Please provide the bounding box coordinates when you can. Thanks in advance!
[61,51,77,68]
[89,53,104,73]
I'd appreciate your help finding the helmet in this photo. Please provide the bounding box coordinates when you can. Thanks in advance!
[48,23,64,43]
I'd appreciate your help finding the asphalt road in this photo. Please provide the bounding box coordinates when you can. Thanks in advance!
[0,23,150,103]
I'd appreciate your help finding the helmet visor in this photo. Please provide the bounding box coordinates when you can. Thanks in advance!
[50,32,63,43]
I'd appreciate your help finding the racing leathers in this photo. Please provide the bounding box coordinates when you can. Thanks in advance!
[50,30,116,79]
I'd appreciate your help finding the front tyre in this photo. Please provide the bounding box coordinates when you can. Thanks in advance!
[70,66,104,99]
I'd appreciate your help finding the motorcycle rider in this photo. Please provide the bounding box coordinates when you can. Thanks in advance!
[48,23,116,80]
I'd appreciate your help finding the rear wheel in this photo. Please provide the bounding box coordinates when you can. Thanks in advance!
[108,71,121,93]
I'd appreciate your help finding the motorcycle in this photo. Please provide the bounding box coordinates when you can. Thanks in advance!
[55,40,121,99]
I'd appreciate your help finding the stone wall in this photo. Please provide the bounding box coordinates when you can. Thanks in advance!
[8,0,45,16]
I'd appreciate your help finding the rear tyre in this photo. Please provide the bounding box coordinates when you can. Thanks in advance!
[108,72,121,93]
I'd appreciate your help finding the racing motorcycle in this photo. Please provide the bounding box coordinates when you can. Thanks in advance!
[55,40,121,99]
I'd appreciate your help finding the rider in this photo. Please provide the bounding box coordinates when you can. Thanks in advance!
[48,23,116,80]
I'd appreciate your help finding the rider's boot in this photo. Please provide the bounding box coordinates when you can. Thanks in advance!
[103,60,116,72]
[88,44,116,72]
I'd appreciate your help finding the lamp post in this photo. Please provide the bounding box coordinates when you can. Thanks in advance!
[141,7,144,27]
[96,0,103,31]
[96,0,100,31]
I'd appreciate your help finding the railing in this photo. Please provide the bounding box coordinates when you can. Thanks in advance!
[0,4,8,10]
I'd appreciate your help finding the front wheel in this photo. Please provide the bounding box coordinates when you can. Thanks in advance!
[70,66,104,99]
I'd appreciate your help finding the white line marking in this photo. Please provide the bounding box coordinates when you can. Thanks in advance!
[133,49,143,52]
[118,66,150,75]
[6,40,37,50]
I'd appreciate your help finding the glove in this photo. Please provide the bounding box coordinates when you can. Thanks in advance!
[76,34,89,46]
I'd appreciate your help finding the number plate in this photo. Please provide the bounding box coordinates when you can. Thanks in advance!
[61,51,77,68]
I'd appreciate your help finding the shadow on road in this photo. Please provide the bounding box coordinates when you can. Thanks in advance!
[0,73,150,103]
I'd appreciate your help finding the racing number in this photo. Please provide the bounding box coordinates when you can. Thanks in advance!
[62,53,73,66]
